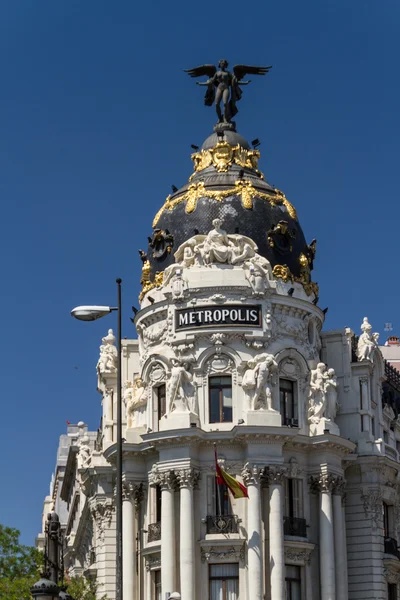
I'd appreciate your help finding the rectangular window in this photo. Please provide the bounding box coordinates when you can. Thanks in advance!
[284,478,303,518]
[280,379,298,426]
[211,475,231,516]
[209,376,232,423]
[285,564,301,600]
[154,570,161,600]
[156,485,162,523]
[371,417,375,436]
[388,583,397,600]
[384,430,389,444]
[383,502,394,539]
[209,563,239,600]
[156,384,166,419]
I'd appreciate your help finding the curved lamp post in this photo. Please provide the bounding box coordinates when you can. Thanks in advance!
[71,278,123,600]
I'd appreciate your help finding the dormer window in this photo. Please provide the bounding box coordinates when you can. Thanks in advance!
[209,376,232,423]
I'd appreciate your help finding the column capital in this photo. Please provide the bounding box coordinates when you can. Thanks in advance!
[309,472,342,494]
[122,480,145,511]
[263,466,287,486]
[241,462,263,486]
[176,468,201,489]
[332,476,346,496]
[149,467,178,491]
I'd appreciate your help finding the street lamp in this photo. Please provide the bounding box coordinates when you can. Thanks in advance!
[71,278,123,600]
[30,575,60,600]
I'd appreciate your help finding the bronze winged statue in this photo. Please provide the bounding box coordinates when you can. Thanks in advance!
[185,59,272,124]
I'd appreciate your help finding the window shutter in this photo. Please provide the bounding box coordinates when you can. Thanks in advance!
[293,479,303,518]
[207,475,216,515]
[284,478,290,516]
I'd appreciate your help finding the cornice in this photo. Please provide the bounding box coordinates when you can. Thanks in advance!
[104,427,356,460]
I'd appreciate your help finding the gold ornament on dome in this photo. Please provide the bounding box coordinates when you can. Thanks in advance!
[272,258,319,298]
[139,271,164,302]
[152,180,298,227]
[273,188,297,221]
[272,265,294,282]
[190,143,263,178]
[140,260,151,285]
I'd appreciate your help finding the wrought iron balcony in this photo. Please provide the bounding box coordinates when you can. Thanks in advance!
[206,515,239,534]
[148,521,161,542]
[384,537,400,559]
[284,516,307,538]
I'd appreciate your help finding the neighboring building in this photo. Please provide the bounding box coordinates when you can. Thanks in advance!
[36,422,96,550]
[38,118,400,600]
[381,336,400,371]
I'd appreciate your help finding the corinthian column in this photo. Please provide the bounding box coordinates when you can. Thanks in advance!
[122,481,143,600]
[266,467,286,600]
[150,469,178,598]
[332,478,347,600]
[177,468,200,600]
[310,473,336,600]
[242,464,263,600]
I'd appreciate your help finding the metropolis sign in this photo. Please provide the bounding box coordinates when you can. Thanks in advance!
[176,304,262,331]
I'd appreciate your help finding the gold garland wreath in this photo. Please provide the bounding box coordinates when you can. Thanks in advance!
[152,181,297,228]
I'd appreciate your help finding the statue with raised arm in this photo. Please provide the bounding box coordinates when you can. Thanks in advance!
[185,59,272,124]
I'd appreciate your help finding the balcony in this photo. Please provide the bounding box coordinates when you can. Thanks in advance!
[384,537,400,559]
[148,521,161,542]
[284,516,307,538]
[206,515,239,534]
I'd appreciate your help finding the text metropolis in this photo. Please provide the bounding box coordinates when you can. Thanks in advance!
[176,304,262,330]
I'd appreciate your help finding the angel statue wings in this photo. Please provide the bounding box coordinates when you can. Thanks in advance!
[185,59,272,124]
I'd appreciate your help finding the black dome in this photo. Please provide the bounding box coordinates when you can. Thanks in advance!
[141,127,316,295]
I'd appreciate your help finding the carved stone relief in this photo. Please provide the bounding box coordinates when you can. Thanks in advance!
[90,499,114,547]
[201,544,245,562]
[361,487,383,530]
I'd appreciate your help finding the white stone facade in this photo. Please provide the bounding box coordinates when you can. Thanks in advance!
[39,232,400,600]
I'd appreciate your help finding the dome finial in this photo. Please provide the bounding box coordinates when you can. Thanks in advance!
[184,60,272,125]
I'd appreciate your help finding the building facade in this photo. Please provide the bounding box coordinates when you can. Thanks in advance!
[39,122,400,600]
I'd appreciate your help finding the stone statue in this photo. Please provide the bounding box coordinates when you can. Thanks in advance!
[162,222,270,292]
[185,60,272,124]
[125,378,147,429]
[77,435,91,469]
[199,218,235,263]
[308,363,328,424]
[357,317,380,362]
[96,329,118,374]
[167,359,196,414]
[307,363,338,426]
[242,353,278,410]
[325,368,338,421]
[195,219,257,266]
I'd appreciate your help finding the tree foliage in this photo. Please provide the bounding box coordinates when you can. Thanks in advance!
[0,524,42,600]
[66,575,108,600]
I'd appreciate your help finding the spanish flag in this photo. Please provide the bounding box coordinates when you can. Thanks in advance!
[214,446,248,499]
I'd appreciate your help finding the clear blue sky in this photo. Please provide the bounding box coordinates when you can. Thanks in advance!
[0,0,399,546]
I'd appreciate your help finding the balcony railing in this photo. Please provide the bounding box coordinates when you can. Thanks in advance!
[148,521,161,542]
[284,516,307,538]
[206,515,239,534]
[384,537,400,559]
